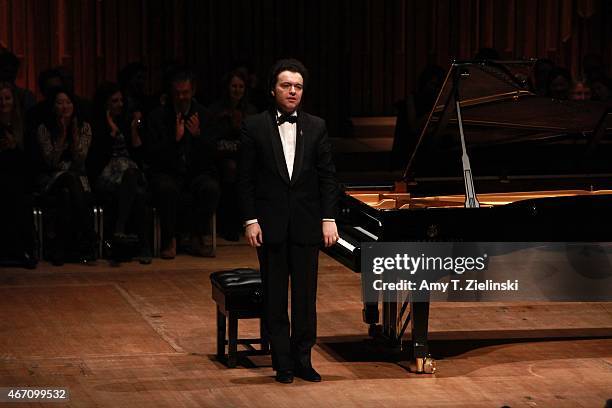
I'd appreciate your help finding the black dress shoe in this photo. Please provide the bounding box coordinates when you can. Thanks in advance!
[295,366,321,382]
[275,370,294,384]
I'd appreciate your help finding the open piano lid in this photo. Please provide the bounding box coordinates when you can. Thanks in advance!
[403,60,611,190]
[330,61,612,274]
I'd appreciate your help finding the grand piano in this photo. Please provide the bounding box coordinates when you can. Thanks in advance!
[325,60,612,373]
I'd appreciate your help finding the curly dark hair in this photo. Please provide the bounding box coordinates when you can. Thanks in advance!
[267,58,309,94]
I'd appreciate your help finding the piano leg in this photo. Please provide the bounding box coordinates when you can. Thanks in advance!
[411,301,429,358]
[361,258,382,335]
[410,301,436,374]
[365,280,436,373]
[362,302,379,337]
[362,302,379,324]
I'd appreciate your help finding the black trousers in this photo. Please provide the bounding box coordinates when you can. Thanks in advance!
[257,242,319,371]
[109,167,147,238]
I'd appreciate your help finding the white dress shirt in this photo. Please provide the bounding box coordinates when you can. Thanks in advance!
[277,110,298,180]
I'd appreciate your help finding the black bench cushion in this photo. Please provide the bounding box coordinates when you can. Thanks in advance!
[210,268,261,291]
[211,268,262,312]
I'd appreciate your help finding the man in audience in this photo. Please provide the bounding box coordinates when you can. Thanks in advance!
[146,69,219,259]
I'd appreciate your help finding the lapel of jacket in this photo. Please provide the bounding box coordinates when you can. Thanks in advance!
[266,110,291,184]
[290,111,306,186]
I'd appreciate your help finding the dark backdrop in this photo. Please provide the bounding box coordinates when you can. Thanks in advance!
[1,0,610,136]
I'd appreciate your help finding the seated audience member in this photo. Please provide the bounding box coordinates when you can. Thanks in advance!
[569,79,592,101]
[0,48,35,111]
[36,88,96,265]
[88,82,151,264]
[27,67,93,157]
[0,82,36,268]
[546,67,572,100]
[231,62,268,112]
[118,62,156,117]
[26,68,66,138]
[209,69,257,241]
[27,66,92,124]
[56,66,92,121]
[146,69,220,259]
[27,70,79,187]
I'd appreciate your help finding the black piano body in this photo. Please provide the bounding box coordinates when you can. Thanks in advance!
[325,60,612,373]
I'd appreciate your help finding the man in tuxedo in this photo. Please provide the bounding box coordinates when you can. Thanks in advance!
[238,59,340,383]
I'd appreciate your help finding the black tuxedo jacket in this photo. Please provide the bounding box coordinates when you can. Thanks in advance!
[238,110,339,245]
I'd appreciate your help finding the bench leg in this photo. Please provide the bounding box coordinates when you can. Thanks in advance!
[227,312,238,368]
[217,306,226,361]
[260,318,269,353]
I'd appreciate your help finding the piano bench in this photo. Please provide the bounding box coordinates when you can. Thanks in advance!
[210,268,269,368]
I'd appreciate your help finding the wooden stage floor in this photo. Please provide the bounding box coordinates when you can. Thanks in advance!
[1,240,612,407]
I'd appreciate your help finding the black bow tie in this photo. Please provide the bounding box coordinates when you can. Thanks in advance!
[277,114,297,125]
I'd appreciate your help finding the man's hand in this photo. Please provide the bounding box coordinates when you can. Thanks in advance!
[185,112,200,136]
[245,223,263,247]
[322,220,339,248]
[176,113,185,141]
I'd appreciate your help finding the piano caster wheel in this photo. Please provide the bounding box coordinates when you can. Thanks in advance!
[412,356,436,374]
